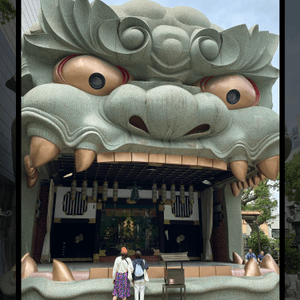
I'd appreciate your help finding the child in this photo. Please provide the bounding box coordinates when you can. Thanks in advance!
[132,250,149,300]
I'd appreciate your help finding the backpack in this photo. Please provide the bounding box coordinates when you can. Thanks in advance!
[134,261,144,277]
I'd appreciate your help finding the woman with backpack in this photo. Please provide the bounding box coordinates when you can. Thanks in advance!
[112,247,134,300]
[132,250,149,300]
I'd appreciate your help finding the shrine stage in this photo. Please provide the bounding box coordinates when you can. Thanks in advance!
[36,260,245,272]
[22,260,279,300]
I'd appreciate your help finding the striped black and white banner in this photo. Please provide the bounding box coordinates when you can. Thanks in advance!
[172,196,192,217]
[62,192,88,216]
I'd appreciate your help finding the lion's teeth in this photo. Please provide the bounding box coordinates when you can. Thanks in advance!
[244,258,261,277]
[52,259,75,281]
[21,255,38,279]
[230,182,241,197]
[242,180,249,189]
[212,159,227,170]
[74,149,96,172]
[30,136,60,168]
[260,254,279,274]
[229,160,248,181]
[24,156,39,188]
[257,155,279,181]
[237,181,243,190]
[247,177,254,187]
[97,152,115,163]
[114,152,132,162]
[232,252,243,264]
[257,172,266,182]
[252,175,261,186]
[149,153,166,164]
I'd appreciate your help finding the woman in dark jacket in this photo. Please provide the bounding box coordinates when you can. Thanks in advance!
[132,250,149,300]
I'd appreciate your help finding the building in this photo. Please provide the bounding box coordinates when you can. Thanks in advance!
[20,0,280,271]
[0,0,16,276]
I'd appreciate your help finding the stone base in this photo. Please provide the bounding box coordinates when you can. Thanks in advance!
[21,274,279,300]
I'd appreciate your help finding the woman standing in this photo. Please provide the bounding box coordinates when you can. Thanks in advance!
[112,247,133,300]
[132,250,149,300]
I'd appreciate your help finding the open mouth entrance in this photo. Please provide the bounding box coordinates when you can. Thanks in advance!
[35,153,249,264]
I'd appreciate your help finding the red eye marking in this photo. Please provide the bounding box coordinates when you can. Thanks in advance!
[116,66,130,85]
[56,55,78,84]
[200,76,214,90]
[246,78,260,106]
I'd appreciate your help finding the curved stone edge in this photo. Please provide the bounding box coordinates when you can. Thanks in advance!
[21,273,279,299]
[0,271,16,297]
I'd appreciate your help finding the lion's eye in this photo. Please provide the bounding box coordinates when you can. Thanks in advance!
[198,74,260,110]
[89,73,106,90]
[226,89,240,104]
[53,55,132,96]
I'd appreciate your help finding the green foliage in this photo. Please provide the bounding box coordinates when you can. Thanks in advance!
[285,231,300,274]
[242,179,278,226]
[0,0,16,25]
[247,230,271,254]
[286,248,300,274]
[285,151,300,203]
[269,238,280,258]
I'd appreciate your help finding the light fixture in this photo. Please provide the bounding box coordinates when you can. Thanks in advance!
[152,183,157,203]
[202,180,212,185]
[161,184,166,203]
[81,180,87,200]
[146,166,157,171]
[93,181,99,202]
[189,185,194,204]
[71,180,77,200]
[180,185,185,204]
[63,172,73,178]
[113,181,118,202]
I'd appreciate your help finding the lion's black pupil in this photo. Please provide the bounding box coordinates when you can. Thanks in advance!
[89,73,105,89]
[226,89,240,104]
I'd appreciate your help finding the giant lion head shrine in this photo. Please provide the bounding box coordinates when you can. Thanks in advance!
[13,0,281,298]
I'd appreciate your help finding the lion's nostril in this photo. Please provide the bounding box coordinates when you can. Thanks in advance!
[129,115,149,134]
[184,124,210,136]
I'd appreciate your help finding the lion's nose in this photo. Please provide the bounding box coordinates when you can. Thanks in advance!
[101,84,230,140]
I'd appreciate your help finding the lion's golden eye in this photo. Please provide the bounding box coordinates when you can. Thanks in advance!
[198,74,260,110]
[53,55,132,96]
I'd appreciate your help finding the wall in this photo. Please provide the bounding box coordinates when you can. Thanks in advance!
[32,186,49,263]
[210,188,228,262]
[0,0,16,276]
[0,0,16,183]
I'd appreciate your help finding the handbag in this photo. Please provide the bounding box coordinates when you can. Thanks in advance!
[125,259,133,281]
[143,260,149,282]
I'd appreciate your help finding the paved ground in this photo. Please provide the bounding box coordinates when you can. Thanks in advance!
[286,274,298,300]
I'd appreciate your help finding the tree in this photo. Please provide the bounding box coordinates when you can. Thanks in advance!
[0,0,16,25]
[247,230,271,254]
[241,176,279,232]
[285,151,300,204]
[285,231,300,274]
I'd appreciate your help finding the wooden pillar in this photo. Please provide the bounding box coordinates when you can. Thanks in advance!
[158,205,165,253]
[93,202,102,262]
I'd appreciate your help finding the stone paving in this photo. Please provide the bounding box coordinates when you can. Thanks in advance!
[286,274,298,300]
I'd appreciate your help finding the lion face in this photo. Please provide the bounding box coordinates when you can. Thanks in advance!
[21,0,279,192]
